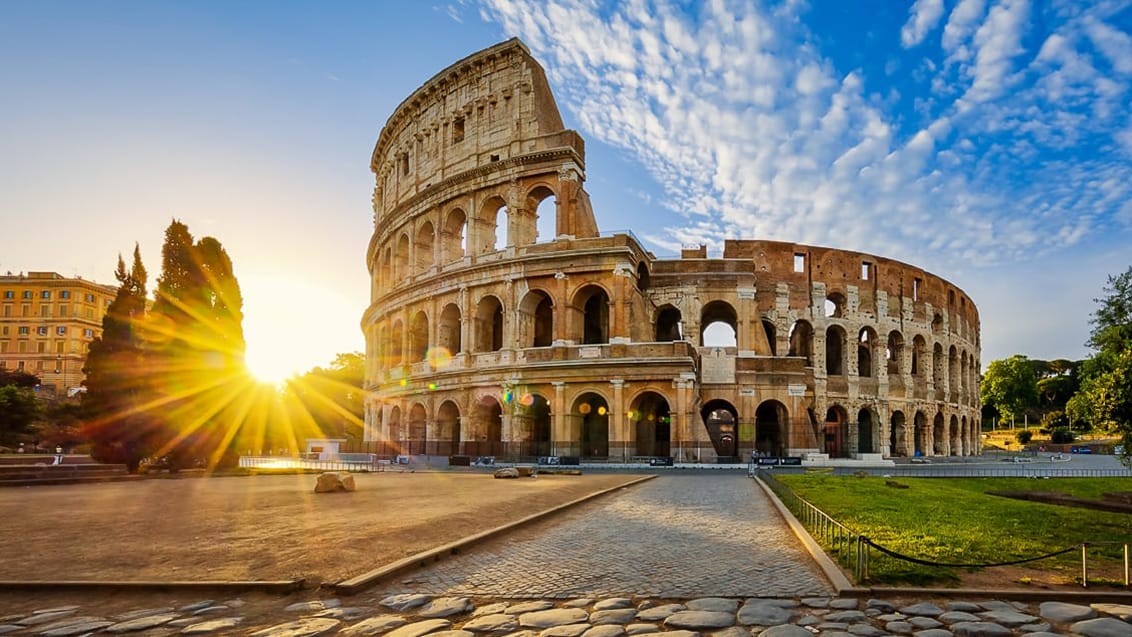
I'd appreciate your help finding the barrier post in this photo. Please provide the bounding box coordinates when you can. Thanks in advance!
[1081,543,1088,588]
[1124,543,1129,587]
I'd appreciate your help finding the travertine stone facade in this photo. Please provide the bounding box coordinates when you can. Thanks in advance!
[362,39,981,463]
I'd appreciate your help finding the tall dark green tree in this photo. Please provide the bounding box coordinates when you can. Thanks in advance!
[1067,267,1132,461]
[145,220,248,468]
[82,245,154,470]
[980,355,1039,425]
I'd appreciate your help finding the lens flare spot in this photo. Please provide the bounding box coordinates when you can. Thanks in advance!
[519,393,535,407]
[426,347,452,369]
[597,405,607,416]
[578,403,592,415]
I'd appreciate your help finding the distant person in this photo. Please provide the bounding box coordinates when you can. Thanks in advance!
[53,446,63,465]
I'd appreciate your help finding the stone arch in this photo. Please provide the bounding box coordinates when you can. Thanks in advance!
[442,208,467,263]
[572,284,610,345]
[474,295,504,352]
[950,414,961,456]
[388,406,403,449]
[949,345,959,400]
[438,303,462,357]
[789,320,814,365]
[961,415,969,456]
[472,394,504,455]
[409,310,429,363]
[858,327,878,378]
[701,399,739,459]
[629,391,671,457]
[912,335,926,377]
[932,313,944,334]
[933,411,946,455]
[701,300,738,347]
[518,289,555,348]
[408,403,427,451]
[913,410,928,457]
[481,195,509,253]
[887,330,904,375]
[825,291,846,318]
[857,407,875,454]
[437,400,461,455]
[933,342,946,399]
[389,319,404,365]
[824,405,849,458]
[395,233,410,281]
[762,319,777,356]
[573,392,609,458]
[415,220,435,271]
[755,400,787,457]
[655,305,682,341]
[636,262,650,292]
[826,325,847,376]
[380,246,392,290]
[890,410,907,457]
[528,184,558,244]
[515,392,552,457]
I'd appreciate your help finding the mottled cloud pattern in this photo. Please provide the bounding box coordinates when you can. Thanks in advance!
[476,0,1131,272]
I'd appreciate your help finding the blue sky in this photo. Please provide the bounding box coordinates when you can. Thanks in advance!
[1,1,1130,378]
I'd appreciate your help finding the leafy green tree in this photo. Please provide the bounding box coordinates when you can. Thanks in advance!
[1015,430,1033,445]
[82,246,154,471]
[980,355,1039,425]
[0,369,40,389]
[1069,267,1132,463]
[0,384,43,444]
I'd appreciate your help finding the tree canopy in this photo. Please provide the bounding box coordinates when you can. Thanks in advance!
[980,355,1039,424]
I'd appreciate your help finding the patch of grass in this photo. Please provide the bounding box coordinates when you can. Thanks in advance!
[774,475,1132,585]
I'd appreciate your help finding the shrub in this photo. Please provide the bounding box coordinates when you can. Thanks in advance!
[1050,427,1074,444]
[1016,430,1034,445]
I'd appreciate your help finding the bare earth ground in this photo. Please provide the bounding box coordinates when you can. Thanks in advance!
[0,471,643,585]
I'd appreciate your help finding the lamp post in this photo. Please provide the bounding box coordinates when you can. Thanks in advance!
[54,354,64,397]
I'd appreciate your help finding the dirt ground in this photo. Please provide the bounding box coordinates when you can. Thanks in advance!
[0,471,644,585]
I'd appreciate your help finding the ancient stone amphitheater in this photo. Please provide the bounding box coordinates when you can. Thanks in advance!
[362,39,980,464]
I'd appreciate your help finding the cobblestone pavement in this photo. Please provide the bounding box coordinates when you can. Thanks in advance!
[379,473,834,599]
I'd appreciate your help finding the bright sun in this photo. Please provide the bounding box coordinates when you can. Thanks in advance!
[239,274,364,384]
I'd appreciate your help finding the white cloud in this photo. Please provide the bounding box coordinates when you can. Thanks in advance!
[942,0,987,62]
[1082,16,1132,75]
[901,0,946,48]
[963,0,1031,104]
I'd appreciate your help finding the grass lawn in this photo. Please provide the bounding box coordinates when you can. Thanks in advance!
[773,474,1132,586]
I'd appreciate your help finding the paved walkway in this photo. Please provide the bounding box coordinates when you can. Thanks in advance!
[381,473,834,599]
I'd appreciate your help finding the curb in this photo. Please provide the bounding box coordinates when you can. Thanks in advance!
[0,579,304,594]
[332,474,657,595]
[753,474,854,592]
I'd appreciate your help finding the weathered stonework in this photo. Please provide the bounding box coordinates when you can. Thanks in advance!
[362,39,981,463]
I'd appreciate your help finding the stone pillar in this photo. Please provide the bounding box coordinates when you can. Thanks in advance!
[554,272,570,343]
[610,265,633,343]
[552,381,567,455]
[737,288,755,355]
[610,379,626,460]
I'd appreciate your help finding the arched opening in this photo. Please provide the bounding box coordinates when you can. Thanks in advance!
[410,310,429,363]
[655,305,682,342]
[826,325,846,376]
[395,233,410,280]
[629,392,671,458]
[475,296,504,352]
[857,408,874,454]
[636,262,650,292]
[912,335,926,377]
[890,410,907,457]
[368,405,384,443]
[755,400,787,456]
[932,313,944,334]
[388,406,403,452]
[933,412,946,455]
[913,411,927,457]
[789,320,814,365]
[437,400,461,456]
[380,247,392,290]
[574,392,609,458]
[473,395,503,457]
[700,301,738,347]
[437,303,462,359]
[519,290,554,348]
[533,189,557,243]
[483,196,509,252]
[824,405,849,458]
[825,292,846,318]
[887,330,904,375]
[515,393,552,458]
[701,399,739,460]
[442,208,467,263]
[574,285,609,345]
[408,403,427,454]
[415,221,435,271]
[762,319,777,355]
[950,414,961,456]
[933,343,946,399]
[949,345,959,397]
[389,320,404,366]
[858,327,877,378]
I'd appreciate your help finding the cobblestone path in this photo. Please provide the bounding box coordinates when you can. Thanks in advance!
[381,473,834,599]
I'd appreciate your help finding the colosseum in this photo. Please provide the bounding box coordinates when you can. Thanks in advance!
[361,39,981,464]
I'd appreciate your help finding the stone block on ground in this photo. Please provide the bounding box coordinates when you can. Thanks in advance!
[494,468,520,479]
[314,472,356,493]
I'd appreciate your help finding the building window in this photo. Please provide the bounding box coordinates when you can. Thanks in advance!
[913,278,922,301]
[22,291,32,299]
[56,326,66,336]
[0,343,6,353]
[16,361,24,371]
[861,262,871,280]
[3,291,12,299]
[36,326,48,336]
[40,305,50,317]
[1,326,7,335]
[2,305,9,317]
[36,360,44,371]
[17,342,26,353]
[60,290,70,299]
[84,329,94,338]
[452,117,465,143]
[400,153,410,176]
[36,341,46,353]
[21,305,29,317]
[85,293,95,302]
[18,326,29,335]
[793,253,805,273]
[41,290,51,299]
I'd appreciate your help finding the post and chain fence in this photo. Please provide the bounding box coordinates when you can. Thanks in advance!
[756,469,1131,587]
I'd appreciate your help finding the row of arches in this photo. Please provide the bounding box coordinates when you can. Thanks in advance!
[821,405,979,458]
[374,186,559,291]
